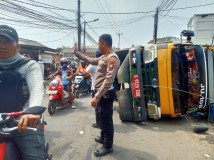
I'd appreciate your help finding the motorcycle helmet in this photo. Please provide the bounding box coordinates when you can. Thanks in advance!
[60,57,69,66]
[96,49,102,57]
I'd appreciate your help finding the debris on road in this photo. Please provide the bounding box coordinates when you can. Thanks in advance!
[203,154,210,158]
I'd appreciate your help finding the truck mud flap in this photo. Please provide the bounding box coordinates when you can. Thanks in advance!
[117,52,130,84]
[117,88,134,122]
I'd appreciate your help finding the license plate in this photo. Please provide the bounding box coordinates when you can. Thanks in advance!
[46,90,58,95]
[131,75,141,98]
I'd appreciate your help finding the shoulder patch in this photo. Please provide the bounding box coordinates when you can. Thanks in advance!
[109,59,115,64]
[108,59,115,69]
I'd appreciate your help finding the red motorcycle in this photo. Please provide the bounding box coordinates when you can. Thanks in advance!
[46,75,73,116]
[0,106,52,160]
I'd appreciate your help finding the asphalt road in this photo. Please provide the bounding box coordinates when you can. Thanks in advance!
[43,93,214,160]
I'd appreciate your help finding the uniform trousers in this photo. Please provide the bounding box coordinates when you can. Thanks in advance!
[96,89,115,149]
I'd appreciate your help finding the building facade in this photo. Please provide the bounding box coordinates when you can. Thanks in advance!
[19,38,60,77]
[187,13,214,45]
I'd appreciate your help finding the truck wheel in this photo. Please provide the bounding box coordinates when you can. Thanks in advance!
[48,101,56,116]
[117,88,134,122]
[117,106,124,120]
[118,104,134,122]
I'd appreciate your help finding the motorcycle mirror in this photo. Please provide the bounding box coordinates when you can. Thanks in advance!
[23,106,46,115]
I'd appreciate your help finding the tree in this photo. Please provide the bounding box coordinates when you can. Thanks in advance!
[56,45,70,52]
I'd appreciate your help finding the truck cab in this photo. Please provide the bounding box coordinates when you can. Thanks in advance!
[116,36,214,122]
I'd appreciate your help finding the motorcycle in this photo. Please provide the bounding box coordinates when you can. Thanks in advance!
[46,75,73,116]
[0,106,52,160]
[72,73,91,98]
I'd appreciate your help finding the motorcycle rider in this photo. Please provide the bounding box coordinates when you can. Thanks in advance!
[0,25,45,159]
[52,57,74,102]
[71,63,77,73]
[73,61,91,92]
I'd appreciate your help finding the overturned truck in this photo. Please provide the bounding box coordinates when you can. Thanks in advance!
[116,43,214,123]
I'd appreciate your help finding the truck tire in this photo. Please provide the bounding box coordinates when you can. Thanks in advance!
[117,88,134,122]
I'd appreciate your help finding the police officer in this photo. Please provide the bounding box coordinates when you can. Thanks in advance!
[73,34,120,157]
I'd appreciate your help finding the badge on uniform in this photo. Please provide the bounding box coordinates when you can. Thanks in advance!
[108,59,115,69]
[98,60,103,65]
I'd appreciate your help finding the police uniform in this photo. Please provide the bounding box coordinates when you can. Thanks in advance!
[75,51,120,149]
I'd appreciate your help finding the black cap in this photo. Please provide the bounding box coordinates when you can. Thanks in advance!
[0,25,18,42]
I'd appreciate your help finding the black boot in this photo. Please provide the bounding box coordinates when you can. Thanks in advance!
[94,136,104,144]
[94,146,113,157]
[92,123,100,129]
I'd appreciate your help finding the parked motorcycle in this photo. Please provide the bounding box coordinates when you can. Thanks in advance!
[0,106,52,160]
[72,73,91,98]
[46,75,73,116]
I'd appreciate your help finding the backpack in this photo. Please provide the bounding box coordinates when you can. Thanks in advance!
[0,58,31,113]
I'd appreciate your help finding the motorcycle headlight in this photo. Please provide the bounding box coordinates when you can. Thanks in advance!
[51,80,58,89]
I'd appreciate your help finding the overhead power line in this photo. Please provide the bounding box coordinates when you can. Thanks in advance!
[0,0,76,30]
[39,33,73,43]
[159,0,177,18]
[82,2,214,14]
[1,0,74,22]
[24,0,76,12]
[5,0,213,16]
[153,0,178,43]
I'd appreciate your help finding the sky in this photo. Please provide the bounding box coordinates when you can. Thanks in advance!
[0,0,214,50]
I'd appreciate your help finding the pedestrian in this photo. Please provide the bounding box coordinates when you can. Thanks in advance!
[186,36,193,44]
[86,49,102,129]
[50,59,57,73]
[0,25,45,159]
[73,34,120,157]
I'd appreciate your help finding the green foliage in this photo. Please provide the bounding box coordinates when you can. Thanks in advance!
[56,45,70,52]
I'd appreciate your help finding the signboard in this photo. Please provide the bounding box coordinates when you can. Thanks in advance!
[131,75,141,98]
[41,54,52,63]
[53,54,61,63]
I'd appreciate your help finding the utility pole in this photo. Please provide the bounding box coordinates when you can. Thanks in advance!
[116,32,123,49]
[83,21,86,52]
[83,18,99,52]
[77,0,81,52]
[211,33,214,46]
[153,7,159,44]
